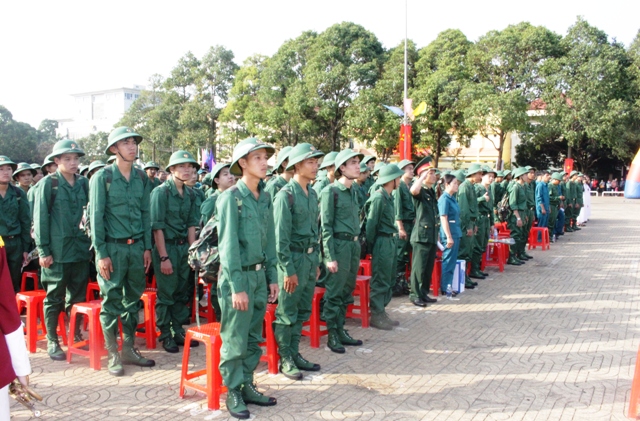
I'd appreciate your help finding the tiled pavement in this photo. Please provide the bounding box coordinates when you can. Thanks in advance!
[10,196,640,420]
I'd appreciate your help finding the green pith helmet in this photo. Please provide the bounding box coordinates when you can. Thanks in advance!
[107,155,116,164]
[414,156,433,175]
[47,139,86,162]
[375,164,405,185]
[275,146,294,173]
[0,156,17,171]
[453,169,466,183]
[512,167,529,179]
[285,143,325,171]
[79,165,88,176]
[144,161,160,170]
[482,166,497,176]
[359,162,369,172]
[31,163,41,170]
[105,126,143,156]
[165,150,200,172]
[316,169,327,179]
[570,170,578,177]
[209,163,231,188]
[503,169,512,177]
[319,151,339,169]
[496,170,504,177]
[334,149,364,176]
[551,172,564,181]
[13,162,37,179]
[525,165,536,172]
[88,160,106,174]
[397,159,415,170]
[230,137,275,176]
[466,163,483,177]
[362,155,377,165]
[371,161,387,176]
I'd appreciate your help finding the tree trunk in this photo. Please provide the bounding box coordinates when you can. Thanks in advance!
[434,136,441,168]
[496,132,505,170]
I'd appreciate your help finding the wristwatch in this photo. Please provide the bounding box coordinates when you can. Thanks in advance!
[160,256,170,262]
[516,218,521,220]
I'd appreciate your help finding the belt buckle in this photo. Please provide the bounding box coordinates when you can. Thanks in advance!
[126,239,134,245]
[307,247,313,254]
[353,236,358,242]
[255,263,262,271]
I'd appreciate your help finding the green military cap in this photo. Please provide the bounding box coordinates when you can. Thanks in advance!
[209,162,231,188]
[414,156,433,175]
[47,139,85,162]
[442,170,451,176]
[107,155,116,164]
[551,172,564,181]
[319,151,339,169]
[79,165,89,176]
[0,156,17,171]
[496,170,504,177]
[482,166,497,176]
[133,163,143,171]
[359,162,369,172]
[275,146,294,173]
[570,170,578,177]
[361,155,377,165]
[512,167,529,179]
[285,143,325,171]
[30,163,41,170]
[503,169,512,177]
[316,169,327,179]
[13,162,37,179]
[105,126,143,156]
[435,169,441,176]
[466,163,483,177]
[397,159,415,170]
[230,137,275,176]
[144,161,160,170]
[88,160,106,174]
[453,169,466,183]
[371,161,387,176]
[166,150,200,171]
[201,172,213,186]
[375,164,405,185]
[334,149,364,176]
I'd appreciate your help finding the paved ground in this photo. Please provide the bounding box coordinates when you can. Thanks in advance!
[10,196,640,421]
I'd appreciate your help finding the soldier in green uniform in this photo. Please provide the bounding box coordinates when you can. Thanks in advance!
[200,163,235,226]
[273,143,324,380]
[519,166,536,261]
[368,162,387,196]
[472,167,495,278]
[320,149,364,354]
[42,156,58,176]
[367,164,404,330]
[33,140,91,360]
[265,146,293,199]
[393,159,415,296]
[491,171,505,218]
[150,151,200,353]
[32,163,44,183]
[353,163,369,210]
[216,138,279,419]
[144,161,162,190]
[500,170,512,192]
[507,167,529,264]
[313,151,338,197]
[13,163,36,195]
[0,156,31,292]
[548,172,563,242]
[457,164,483,287]
[87,160,105,179]
[90,126,155,376]
[409,157,439,306]
[361,155,376,194]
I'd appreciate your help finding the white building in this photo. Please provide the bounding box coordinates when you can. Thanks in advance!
[56,86,144,139]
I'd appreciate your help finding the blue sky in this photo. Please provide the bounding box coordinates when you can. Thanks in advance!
[1,0,637,127]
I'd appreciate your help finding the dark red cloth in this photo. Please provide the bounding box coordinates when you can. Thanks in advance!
[0,243,21,388]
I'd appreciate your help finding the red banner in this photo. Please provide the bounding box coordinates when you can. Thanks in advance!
[564,158,574,174]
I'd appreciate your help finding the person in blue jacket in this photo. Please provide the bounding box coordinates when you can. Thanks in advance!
[438,173,462,297]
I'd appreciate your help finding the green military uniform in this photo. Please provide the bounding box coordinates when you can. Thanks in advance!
[216,138,278,415]
[507,168,529,263]
[472,168,494,277]
[564,174,575,231]
[366,165,404,330]
[34,142,91,360]
[273,143,325,379]
[393,161,415,290]
[457,165,482,285]
[548,173,562,238]
[90,127,155,376]
[409,157,439,303]
[321,149,364,353]
[523,169,536,258]
[265,175,288,199]
[573,176,583,229]
[361,155,376,194]
[0,156,31,292]
[151,153,199,351]
[491,173,504,217]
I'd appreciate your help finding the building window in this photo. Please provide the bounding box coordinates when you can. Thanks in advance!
[125,93,133,100]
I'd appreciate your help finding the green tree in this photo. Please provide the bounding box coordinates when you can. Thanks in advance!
[0,106,41,163]
[77,131,109,163]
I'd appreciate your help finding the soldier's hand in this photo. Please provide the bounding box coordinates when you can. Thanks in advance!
[98,257,114,281]
[268,284,279,303]
[143,250,152,273]
[39,255,53,268]
[541,209,546,215]
[466,229,473,237]
[232,291,249,311]
[484,192,490,202]
[284,274,298,294]
[446,237,454,249]
[474,226,478,234]
[327,260,338,273]
[22,252,29,266]
[160,259,173,275]
[316,266,321,280]
[398,229,407,240]
[517,219,523,228]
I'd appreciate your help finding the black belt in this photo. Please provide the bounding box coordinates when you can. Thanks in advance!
[2,235,16,240]
[470,217,477,222]
[106,237,142,245]
[333,232,359,242]
[242,262,265,271]
[290,245,316,254]
[377,232,397,238]
[165,238,187,245]
[402,219,414,224]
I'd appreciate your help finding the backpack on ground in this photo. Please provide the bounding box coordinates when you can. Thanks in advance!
[497,192,511,222]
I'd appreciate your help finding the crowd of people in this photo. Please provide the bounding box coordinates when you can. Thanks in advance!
[0,127,591,419]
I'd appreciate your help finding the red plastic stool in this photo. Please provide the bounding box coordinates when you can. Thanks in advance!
[16,291,67,352]
[528,227,550,250]
[482,243,505,272]
[346,275,371,328]
[67,301,107,370]
[20,270,41,292]
[358,260,372,276]
[301,287,327,348]
[135,289,160,349]
[86,281,101,301]
[179,322,226,411]
[192,279,216,324]
[430,258,442,296]
[259,303,279,374]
